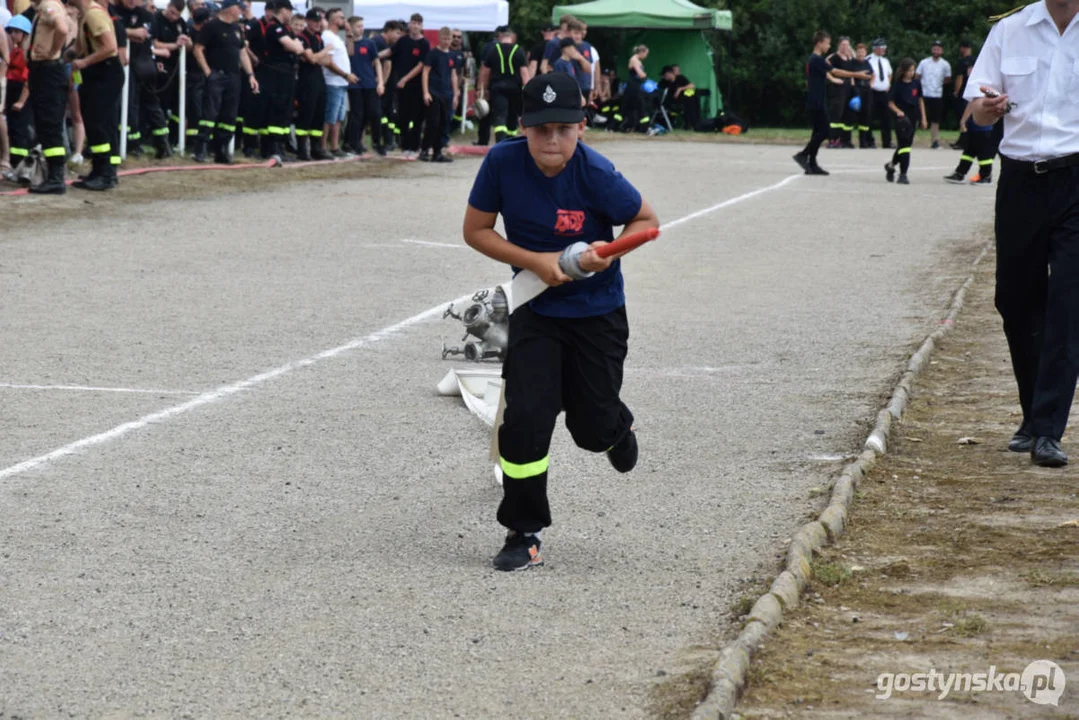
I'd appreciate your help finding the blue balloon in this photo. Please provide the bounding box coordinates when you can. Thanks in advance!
[642,79,658,94]
[848,95,862,112]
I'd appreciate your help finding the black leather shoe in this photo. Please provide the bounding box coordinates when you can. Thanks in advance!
[1008,427,1033,453]
[1031,437,1068,468]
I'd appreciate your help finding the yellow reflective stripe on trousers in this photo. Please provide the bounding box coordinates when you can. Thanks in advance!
[310,130,324,137]
[217,123,236,132]
[295,128,309,136]
[186,128,199,136]
[960,155,975,162]
[43,147,66,158]
[242,127,258,135]
[90,143,111,153]
[978,159,994,165]
[493,125,508,134]
[267,126,288,135]
[9,147,28,157]
[897,147,911,155]
[500,456,549,480]
[110,156,122,165]
[152,127,169,136]
[199,120,216,128]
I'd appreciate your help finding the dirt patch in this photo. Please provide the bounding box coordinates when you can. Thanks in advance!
[0,155,428,232]
[733,258,1079,718]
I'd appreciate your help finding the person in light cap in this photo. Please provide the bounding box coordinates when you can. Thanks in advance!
[868,38,893,148]
[462,72,660,572]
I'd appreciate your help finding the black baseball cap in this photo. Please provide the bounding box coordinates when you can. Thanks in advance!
[276,0,293,10]
[521,73,584,128]
[304,8,321,20]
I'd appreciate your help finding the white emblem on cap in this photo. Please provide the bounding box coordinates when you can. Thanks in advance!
[543,85,557,104]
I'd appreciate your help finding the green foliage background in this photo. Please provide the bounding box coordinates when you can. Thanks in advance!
[506,0,1013,125]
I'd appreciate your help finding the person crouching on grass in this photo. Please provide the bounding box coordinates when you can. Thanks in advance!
[462,73,660,572]
[885,58,926,185]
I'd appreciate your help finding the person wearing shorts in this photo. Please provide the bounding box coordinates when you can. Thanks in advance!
[916,41,951,148]
[321,7,357,157]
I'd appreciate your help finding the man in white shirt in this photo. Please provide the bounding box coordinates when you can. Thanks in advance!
[966,0,1079,468]
[322,8,358,157]
[868,38,893,147]
[915,41,951,147]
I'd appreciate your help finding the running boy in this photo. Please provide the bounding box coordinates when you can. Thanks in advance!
[885,57,926,185]
[943,103,995,186]
[463,73,659,572]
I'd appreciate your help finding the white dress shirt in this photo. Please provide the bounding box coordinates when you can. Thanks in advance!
[915,57,951,97]
[869,54,892,91]
[965,0,1079,161]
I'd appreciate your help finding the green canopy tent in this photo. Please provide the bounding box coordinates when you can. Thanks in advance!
[551,0,732,119]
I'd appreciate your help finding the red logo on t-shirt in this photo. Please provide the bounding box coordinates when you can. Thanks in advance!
[911,87,919,98]
[449,58,455,67]
[584,49,591,59]
[359,46,368,55]
[554,210,586,235]
[412,47,420,56]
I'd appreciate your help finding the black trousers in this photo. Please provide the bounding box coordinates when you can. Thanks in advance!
[201,69,241,150]
[489,82,520,142]
[138,78,169,147]
[497,304,634,533]
[295,73,326,143]
[953,130,994,179]
[346,87,382,150]
[397,81,424,151]
[476,111,492,145]
[28,61,68,167]
[827,84,847,140]
[872,90,893,147]
[995,160,1079,441]
[380,82,397,146]
[184,72,206,147]
[80,58,124,173]
[855,87,872,147]
[263,63,295,148]
[4,80,34,161]
[421,93,449,154]
[891,117,914,174]
[622,81,648,132]
[245,64,272,152]
[801,105,829,159]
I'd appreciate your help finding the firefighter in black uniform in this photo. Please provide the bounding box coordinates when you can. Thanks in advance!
[152,0,190,148]
[110,0,168,157]
[260,0,303,160]
[27,0,71,194]
[183,7,210,154]
[193,0,257,163]
[851,43,874,148]
[71,0,122,190]
[480,26,526,144]
[241,0,272,156]
[295,8,328,160]
[473,34,496,146]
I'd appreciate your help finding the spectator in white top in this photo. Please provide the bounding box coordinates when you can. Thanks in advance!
[915,40,951,148]
[322,7,358,157]
[869,38,893,148]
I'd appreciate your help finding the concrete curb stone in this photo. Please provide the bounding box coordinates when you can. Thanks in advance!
[690,244,991,720]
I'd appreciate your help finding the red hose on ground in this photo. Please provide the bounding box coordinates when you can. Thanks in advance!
[0,144,490,197]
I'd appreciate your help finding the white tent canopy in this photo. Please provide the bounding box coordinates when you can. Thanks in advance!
[351,0,508,31]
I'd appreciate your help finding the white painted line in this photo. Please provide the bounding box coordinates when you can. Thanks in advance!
[665,174,802,229]
[0,383,200,396]
[0,300,463,481]
[0,171,807,481]
[400,239,465,249]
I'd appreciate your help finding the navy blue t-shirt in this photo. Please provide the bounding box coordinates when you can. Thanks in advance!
[576,40,594,91]
[806,53,830,109]
[349,37,379,89]
[543,36,562,65]
[467,137,643,318]
[424,47,456,99]
[553,57,577,79]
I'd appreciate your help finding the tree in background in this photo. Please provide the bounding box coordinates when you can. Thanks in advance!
[511,0,1004,127]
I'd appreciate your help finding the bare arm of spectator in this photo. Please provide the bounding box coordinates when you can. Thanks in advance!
[398,60,423,88]
[568,46,591,75]
[477,64,490,96]
[919,96,927,129]
[451,62,459,105]
[279,34,304,55]
[12,77,29,110]
[375,54,385,94]
[241,47,257,92]
[0,24,9,66]
[38,6,70,58]
[126,25,149,43]
[520,60,532,86]
[422,62,431,104]
[831,67,871,80]
[675,81,695,98]
[326,59,358,84]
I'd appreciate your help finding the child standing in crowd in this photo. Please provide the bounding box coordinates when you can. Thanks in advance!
[462,73,659,571]
[419,26,457,163]
[552,36,578,79]
[4,15,33,181]
[885,58,926,185]
[345,16,386,156]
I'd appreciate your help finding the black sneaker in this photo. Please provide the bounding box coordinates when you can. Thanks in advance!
[493,532,543,572]
[931,140,941,149]
[806,162,829,176]
[885,162,895,182]
[971,175,992,186]
[375,145,387,157]
[792,152,810,172]
[607,430,638,473]
[418,150,431,162]
[432,153,454,163]
[944,172,966,184]
[897,174,910,185]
